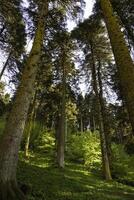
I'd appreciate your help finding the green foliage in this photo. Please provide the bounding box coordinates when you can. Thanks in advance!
[84,133,101,169]
[21,121,43,149]
[112,144,128,176]
[67,133,85,162]
[0,82,10,116]
[28,122,44,147]
[22,122,55,153]
[33,130,55,153]
[17,150,134,200]
[112,143,134,183]
[67,131,101,169]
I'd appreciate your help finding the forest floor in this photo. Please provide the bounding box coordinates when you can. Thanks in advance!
[18,151,134,200]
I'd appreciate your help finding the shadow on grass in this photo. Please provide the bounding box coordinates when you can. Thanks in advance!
[17,152,134,200]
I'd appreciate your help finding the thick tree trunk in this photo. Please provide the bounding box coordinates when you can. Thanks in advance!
[100,0,134,135]
[90,43,112,180]
[0,1,48,199]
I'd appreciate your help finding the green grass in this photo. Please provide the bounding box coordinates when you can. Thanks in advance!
[17,151,134,200]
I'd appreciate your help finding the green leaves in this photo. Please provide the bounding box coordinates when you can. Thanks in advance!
[67,131,101,168]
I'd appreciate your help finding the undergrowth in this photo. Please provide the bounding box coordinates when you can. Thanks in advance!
[18,150,134,200]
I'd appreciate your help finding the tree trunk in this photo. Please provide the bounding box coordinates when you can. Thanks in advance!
[57,56,66,168]
[100,0,134,135]
[97,60,112,169]
[90,43,112,180]
[24,91,37,158]
[92,115,96,132]
[65,118,68,151]
[0,1,48,199]
[80,115,83,132]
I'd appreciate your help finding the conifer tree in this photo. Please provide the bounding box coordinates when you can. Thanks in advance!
[0,1,48,198]
[100,0,134,135]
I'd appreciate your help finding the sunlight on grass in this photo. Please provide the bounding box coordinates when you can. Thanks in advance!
[17,150,134,200]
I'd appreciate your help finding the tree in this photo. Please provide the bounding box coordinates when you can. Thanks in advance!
[111,0,134,49]
[0,0,26,81]
[0,1,48,198]
[24,90,37,157]
[100,0,134,135]
[55,31,76,168]
[72,15,112,180]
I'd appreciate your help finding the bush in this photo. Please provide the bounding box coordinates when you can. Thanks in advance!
[111,144,128,177]
[67,131,101,169]
[21,122,55,154]
[111,143,134,182]
[33,129,55,153]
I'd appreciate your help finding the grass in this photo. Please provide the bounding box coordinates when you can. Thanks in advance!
[17,151,134,200]
[0,119,133,200]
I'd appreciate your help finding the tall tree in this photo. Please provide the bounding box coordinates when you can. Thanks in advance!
[0,0,48,198]
[111,0,134,49]
[0,0,26,81]
[100,0,134,135]
[72,15,112,180]
[55,31,76,168]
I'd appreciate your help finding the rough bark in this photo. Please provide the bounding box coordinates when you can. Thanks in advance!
[90,43,112,180]
[0,1,48,199]
[100,0,134,135]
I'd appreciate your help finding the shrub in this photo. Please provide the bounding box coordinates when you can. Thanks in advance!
[67,131,101,169]
[111,144,128,177]
[111,143,134,182]
[21,123,55,154]
[33,129,55,153]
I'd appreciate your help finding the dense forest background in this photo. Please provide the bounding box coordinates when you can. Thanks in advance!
[0,0,134,199]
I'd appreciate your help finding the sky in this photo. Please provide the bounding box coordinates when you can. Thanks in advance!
[83,0,95,18]
[67,0,95,31]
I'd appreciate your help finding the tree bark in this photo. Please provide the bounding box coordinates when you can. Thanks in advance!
[0,1,48,199]
[57,54,66,168]
[24,91,37,158]
[97,60,112,169]
[90,43,112,180]
[100,0,134,135]
[65,118,68,151]
[80,115,83,132]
